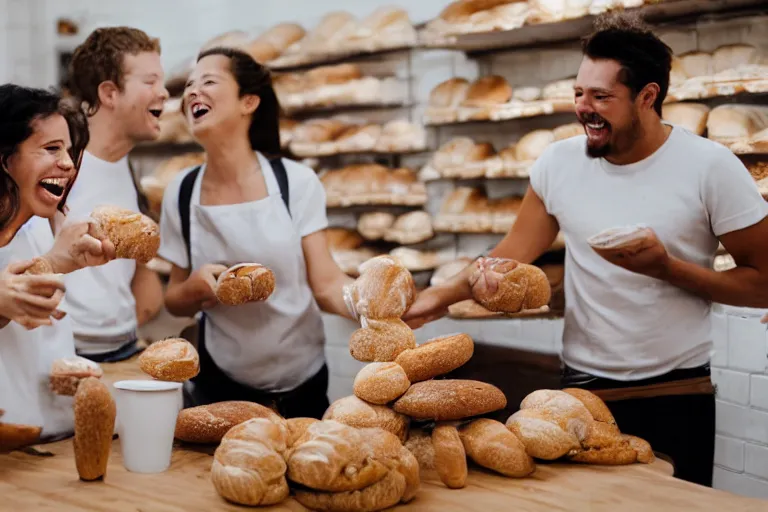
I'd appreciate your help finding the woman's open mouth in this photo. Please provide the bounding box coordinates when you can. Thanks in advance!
[191,102,210,120]
[39,177,67,198]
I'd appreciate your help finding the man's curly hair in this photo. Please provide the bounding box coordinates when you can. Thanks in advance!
[581,12,673,116]
[68,27,161,115]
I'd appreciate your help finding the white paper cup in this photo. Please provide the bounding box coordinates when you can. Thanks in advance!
[113,380,182,474]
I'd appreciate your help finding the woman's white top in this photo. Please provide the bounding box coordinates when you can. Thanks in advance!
[158,152,328,392]
[0,217,76,439]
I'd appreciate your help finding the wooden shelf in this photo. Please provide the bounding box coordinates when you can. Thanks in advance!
[268,46,414,72]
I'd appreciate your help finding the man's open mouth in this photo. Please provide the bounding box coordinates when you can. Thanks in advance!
[149,108,162,118]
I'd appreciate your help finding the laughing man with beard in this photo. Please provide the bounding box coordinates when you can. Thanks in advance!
[403,13,768,487]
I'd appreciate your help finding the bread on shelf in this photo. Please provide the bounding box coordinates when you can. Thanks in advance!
[425,137,498,180]
[339,6,418,53]
[288,118,426,157]
[422,0,530,41]
[389,247,448,272]
[425,78,471,124]
[383,211,434,245]
[460,75,514,121]
[706,104,768,146]
[430,257,473,287]
[662,102,710,136]
[321,165,427,207]
[358,212,396,241]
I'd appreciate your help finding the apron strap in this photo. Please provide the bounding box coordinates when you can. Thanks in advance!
[178,165,202,269]
[268,157,291,218]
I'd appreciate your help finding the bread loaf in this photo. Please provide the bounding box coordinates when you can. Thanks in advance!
[432,424,467,489]
[353,362,411,405]
[49,357,103,396]
[357,427,420,502]
[707,105,768,143]
[358,212,396,241]
[662,102,710,136]
[515,129,555,161]
[349,318,417,363]
[568,422,653,465]
[257,22,306,54]
[505,408,581,460]
[293,468,406,512]
[138,338,200,382]
[327,228,364,250]
[469,258,551,313]
[429,78,470,108]
[211,418,290,506]
[0,422,42,453]
[519,389,593,439]
[553,122,583,141]
[323,396,410,442]
[393,380,507,421]
[462,76,513,107]
[174,401,287,444]
[562,388,617,426]
[214,263,276,306]
[383,211,434,245]
[394,333,474,383]
[404,428,435,470]
[345,255,416,320]
[90,205,160,264]
[286,417,319,447]
[73,377,116,481]
[459,418,535,478]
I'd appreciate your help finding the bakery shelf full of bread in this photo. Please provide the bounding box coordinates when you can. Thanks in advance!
[321,164,427,208]
[706,104,768,155]
[424,75,575,126]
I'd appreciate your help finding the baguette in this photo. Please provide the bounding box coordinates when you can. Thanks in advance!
[138,338,200,382]
[73,377,116,481]
[353,362,411,405]
[214,263,276,306]
[174,401,287,444]
[49,357,103,396]
[394,333,474,383]
[90,205,160,264]
[432,424,467,489]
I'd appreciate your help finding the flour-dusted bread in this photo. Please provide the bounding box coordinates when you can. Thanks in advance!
[49,357,103,396]
[323,396,410,442]
[214,263,276,306]
[90,205,160,264]
[353,362,411,405]
[345,255,416,320]
[393,380,507,421]
[432,424,467,489]
[293,468,406,512]
[505,408,581,460]
[461,75,513,107]
[286,417,319,447]
[175,401,287,444]
[519,389,594,439]
[138,338,200,382]
[469,258,551,313]
[569,422,654,465]
[349,318,417,363]
[562,388,617,426]
[211,418,290,506]
[73,377,116,481]
[394,333,474,383]
[459,418,535,478]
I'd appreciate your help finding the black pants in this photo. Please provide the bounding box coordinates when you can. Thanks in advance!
[184,315,330,420]
[77,339,143,363]
[562,364,715,487]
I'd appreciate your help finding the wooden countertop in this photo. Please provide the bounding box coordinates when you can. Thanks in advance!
[1,360,765,511]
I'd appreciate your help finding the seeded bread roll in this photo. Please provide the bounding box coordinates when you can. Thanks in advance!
[353,362,411,405]
[214,263,276,306]
[138,338,200,382]
[73,377,116,481]
[432,424,467,489]
[174,401,287,444]
[323,396,410,442]
[394,333,474,383]
[90,205,160,264]
[459,418,535,478]
[349,318,417,363]
[49,357,103,396]
[393,380,507,421]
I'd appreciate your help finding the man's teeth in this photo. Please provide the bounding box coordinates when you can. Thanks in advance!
[587,122,605,129]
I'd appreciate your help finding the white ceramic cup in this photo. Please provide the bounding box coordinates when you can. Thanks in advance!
[113,380,183,474]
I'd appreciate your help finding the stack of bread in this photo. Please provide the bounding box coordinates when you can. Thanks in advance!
[337,255,537,488]
[424,75,574,125]
[706,104,768,154]
[285,117,426,157]
[273,63,406,113]
[140,153,206,217]
[268,7,417,69]
[357,211,434,245]
[320,165,427,207]
[667,44,768,102]
[420,123,582,181]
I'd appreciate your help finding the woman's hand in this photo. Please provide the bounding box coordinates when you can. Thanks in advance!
[187,264,227,310]
[0,260,66,330]
[45,219,117,274]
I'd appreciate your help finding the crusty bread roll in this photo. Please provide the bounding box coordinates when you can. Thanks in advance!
[393,380,507,421]
[404,428,435,471]
[214,263,276,306]
[432,424,467,489]
[358,427,420,502]
[212,418,290,506]
[346,255,416,320]
[90,205,160,264]
[515,129,555,161]
[383,211,434,245]
[0,421,42,453]
[353,362,411,405]
[174,401,287,444]
[138,338,200,382]
[662,102,710,136]
[49,357,103,396]
[505,408,581,460]
[349,318,417,363]
[286,417,319,447]
[293,468,406,512]
[569,422,654,465]
[429,78,470,108]
[394,333,474,383]
[358,212,396,241]
[562,388,617,426]
[323,396,410,442]
[461,75,513,107]
[74,377,116,481]
[519,389,593,439]
[469,258,551,313]
[459,418,535,478]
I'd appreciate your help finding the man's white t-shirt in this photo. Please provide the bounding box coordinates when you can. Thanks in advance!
[529,125,768,381]
[60,151,138,352]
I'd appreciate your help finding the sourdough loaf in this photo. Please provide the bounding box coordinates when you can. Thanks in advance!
[393,379,507,421]
[349,318,417,362]
[138,338,200,382]
[175,401,287,444]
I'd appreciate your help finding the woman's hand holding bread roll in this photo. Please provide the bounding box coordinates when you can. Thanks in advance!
[214,263,276,305]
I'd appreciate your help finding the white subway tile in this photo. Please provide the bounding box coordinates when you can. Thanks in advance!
[726,315,768,373]
[745,409,768,446]
[745,443,768,481]
[710,310,728,367]
[751,375,768,411]
[714,466,768,500]
[712,368,750,406]
[715,435,745,472]
[716,401,750,439]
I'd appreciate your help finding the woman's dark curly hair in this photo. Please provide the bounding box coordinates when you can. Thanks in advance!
[0,84,90,229]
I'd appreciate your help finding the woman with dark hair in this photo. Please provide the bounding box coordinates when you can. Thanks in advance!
[0,83,115,448]
[159,48,354,418]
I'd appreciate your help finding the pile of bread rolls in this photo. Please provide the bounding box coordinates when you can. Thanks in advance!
[283,117,427,157]
[273,63,407,113]
[320,165,427,207]
[424,75,575,125]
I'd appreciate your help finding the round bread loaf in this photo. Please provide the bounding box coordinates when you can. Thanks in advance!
[138,338,200,382]
[49,356,103,396]
[349,318,416,363]
[293,468,406,512]
[393,380,507,421]
[323,396,410,442]
[470,258,551,313]
[215,263,276,306]
[562,387,617,426]
[519,389,594,440]
[175,401,287,444]
[353,362,411,404]
[505,408,581,460]
[432,424,467,489]
[347,255,416,320]
[394,333,474,383]
[459,418,535,478]
[90,205,160,264]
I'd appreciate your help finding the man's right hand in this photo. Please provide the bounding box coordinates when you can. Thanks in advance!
[0,260,66,330]
[402,286,451,329]
[186,264,227,310]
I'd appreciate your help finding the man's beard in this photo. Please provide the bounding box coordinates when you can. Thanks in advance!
[583,113,642,159]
